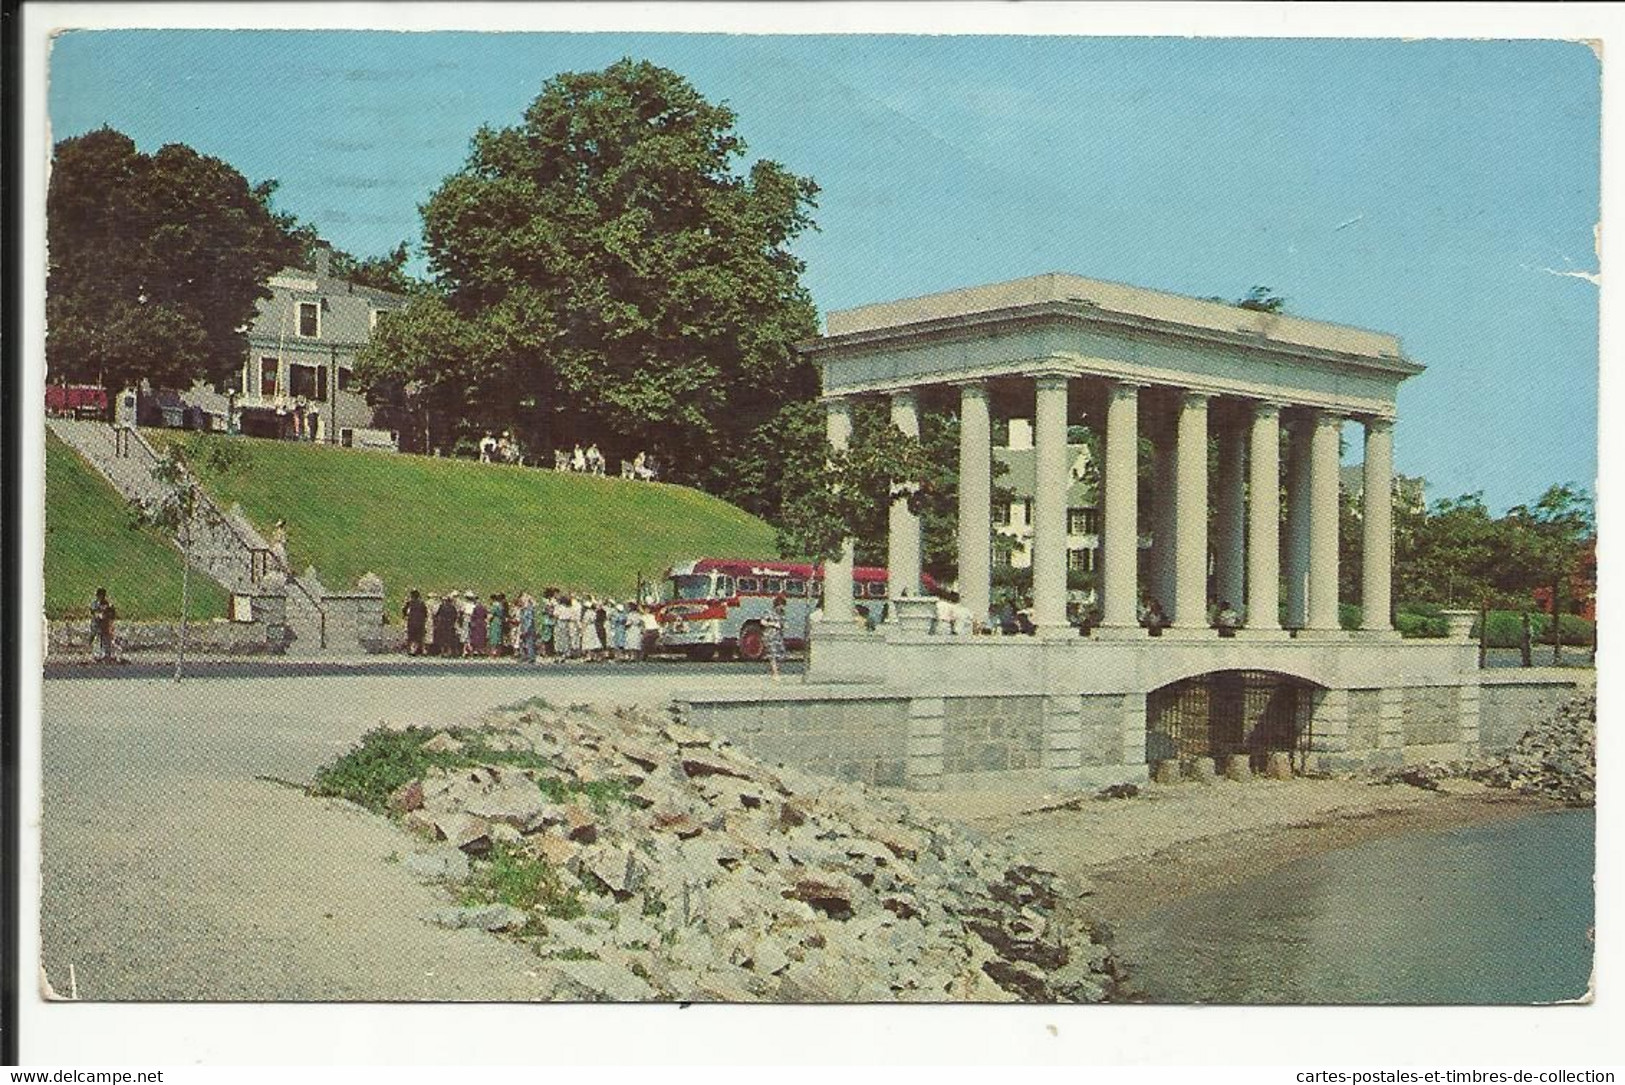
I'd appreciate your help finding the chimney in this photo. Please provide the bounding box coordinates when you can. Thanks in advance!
[313,241,332,279]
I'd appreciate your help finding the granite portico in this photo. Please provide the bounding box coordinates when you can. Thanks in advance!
[678,274,1534,792]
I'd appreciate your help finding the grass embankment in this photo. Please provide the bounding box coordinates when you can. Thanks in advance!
[44,432,229,620]
[147,431,781,619]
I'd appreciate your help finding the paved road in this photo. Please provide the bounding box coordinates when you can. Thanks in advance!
[38,664,780,1001]
[45,656,805,681]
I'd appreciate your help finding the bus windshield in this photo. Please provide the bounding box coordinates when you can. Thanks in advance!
[667,574,716,600]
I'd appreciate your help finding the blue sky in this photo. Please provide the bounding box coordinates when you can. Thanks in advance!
[47,30,1600,512]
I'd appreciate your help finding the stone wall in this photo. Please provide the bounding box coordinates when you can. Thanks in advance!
[1477,671,1591,754]
[48,617,275,658]
[942,696,1043,776]
[675,691,911,788]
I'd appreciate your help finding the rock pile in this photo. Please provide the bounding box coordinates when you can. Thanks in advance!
[376,701,1120,1002]
[1474,693,1595,806]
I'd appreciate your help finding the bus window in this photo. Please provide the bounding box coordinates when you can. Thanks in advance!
[668,574,717,600]
[738,577,760,594]
[867,582,887,598]
[764,577,783,594]
[852,582,866,599]
[785,578,806,596]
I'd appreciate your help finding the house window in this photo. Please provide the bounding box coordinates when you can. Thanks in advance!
[996,549,1015,568]
[1022,499,1033,526]
[994,501,1012,526]
[260,357,278,397]
[338,366,354,392]
[298,301,320,338]
[1068,548,1096,572]
[340,428,354,448]
[289,363,321,399]
[1068,507,1100,535]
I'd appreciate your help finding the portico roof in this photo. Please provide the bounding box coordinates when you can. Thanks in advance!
[801,272,1423,418]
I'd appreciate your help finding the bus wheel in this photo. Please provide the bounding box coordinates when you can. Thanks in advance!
[687,645,717,662]
[737,623,765,661]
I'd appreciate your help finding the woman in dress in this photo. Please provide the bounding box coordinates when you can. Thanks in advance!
[763,594,788,681]
[431,593,459,657]
[468,595,489,656]
[580,596,603,660]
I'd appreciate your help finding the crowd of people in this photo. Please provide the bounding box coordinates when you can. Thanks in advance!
[400,587,660,663]
[550,443,659,481]
[471,432,660,483]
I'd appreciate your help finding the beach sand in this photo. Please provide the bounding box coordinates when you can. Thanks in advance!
[907,775,1556,924]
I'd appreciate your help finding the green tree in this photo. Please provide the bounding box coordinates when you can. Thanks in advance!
[1499,484,1594,615]
[47,127,303,399]
[1394,492,1500,606]
[397,59,820,494]
[328,241,419,295]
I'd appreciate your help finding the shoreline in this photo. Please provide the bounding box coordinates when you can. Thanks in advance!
[911,775,1571,927]
[1076,786,1559,925]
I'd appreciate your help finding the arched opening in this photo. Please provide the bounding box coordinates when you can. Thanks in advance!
[1146,670,1322,771]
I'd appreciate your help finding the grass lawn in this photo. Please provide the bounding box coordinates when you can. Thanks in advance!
[44,432,230,621]
[147,431,783,620]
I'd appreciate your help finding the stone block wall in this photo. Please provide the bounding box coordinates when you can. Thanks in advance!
[678,695,910,788]
[1402,685,1460,747]
[942,696,1043,776]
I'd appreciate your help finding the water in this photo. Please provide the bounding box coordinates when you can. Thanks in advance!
[1114,808,1595,1004]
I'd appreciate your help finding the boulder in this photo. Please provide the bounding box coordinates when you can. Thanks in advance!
[436,814,492,855]
[548,959,657,1002]
[403,847,470,880]
[466,782,547,828]
[388,780,424,814]
[421,731,465,755]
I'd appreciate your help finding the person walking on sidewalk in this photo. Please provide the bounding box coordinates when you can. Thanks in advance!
[90,587,118,662]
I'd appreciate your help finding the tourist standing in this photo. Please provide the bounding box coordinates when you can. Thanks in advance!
[431,593,459,656]
[403,590,428,656]
[488,594,506,657]
[763,595,788,681]
[539,589,557,658]
[468,595,489,655]
[518,593,538,664]
[90,587,118,662]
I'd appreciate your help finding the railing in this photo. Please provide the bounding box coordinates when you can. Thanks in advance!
[118,423,327,647]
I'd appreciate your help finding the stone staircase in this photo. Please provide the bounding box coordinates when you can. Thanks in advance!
[48,418,330,653]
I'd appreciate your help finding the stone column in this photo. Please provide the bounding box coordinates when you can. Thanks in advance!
[1172,390,1210,630]
[1307,410,1344,632]
[888,389,923,599]
[1150,409,1177,612]
[957,381,992,626]
[1247,401,1282,632]
[1031,373,1070,632]
[1101,381,1141,631]
[1284,413,1313,629]
[1361,417,1395,632]
[1213,409,1246,611]
[822,396,855,624]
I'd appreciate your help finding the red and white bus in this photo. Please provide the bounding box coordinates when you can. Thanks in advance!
[653,557,939,660]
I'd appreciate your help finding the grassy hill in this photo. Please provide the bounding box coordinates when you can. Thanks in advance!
[146,431,783,619]
[45,432,230,621]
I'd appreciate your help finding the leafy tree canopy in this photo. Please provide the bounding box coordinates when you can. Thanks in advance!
[47,126,304,396]
[366,59,821,487]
